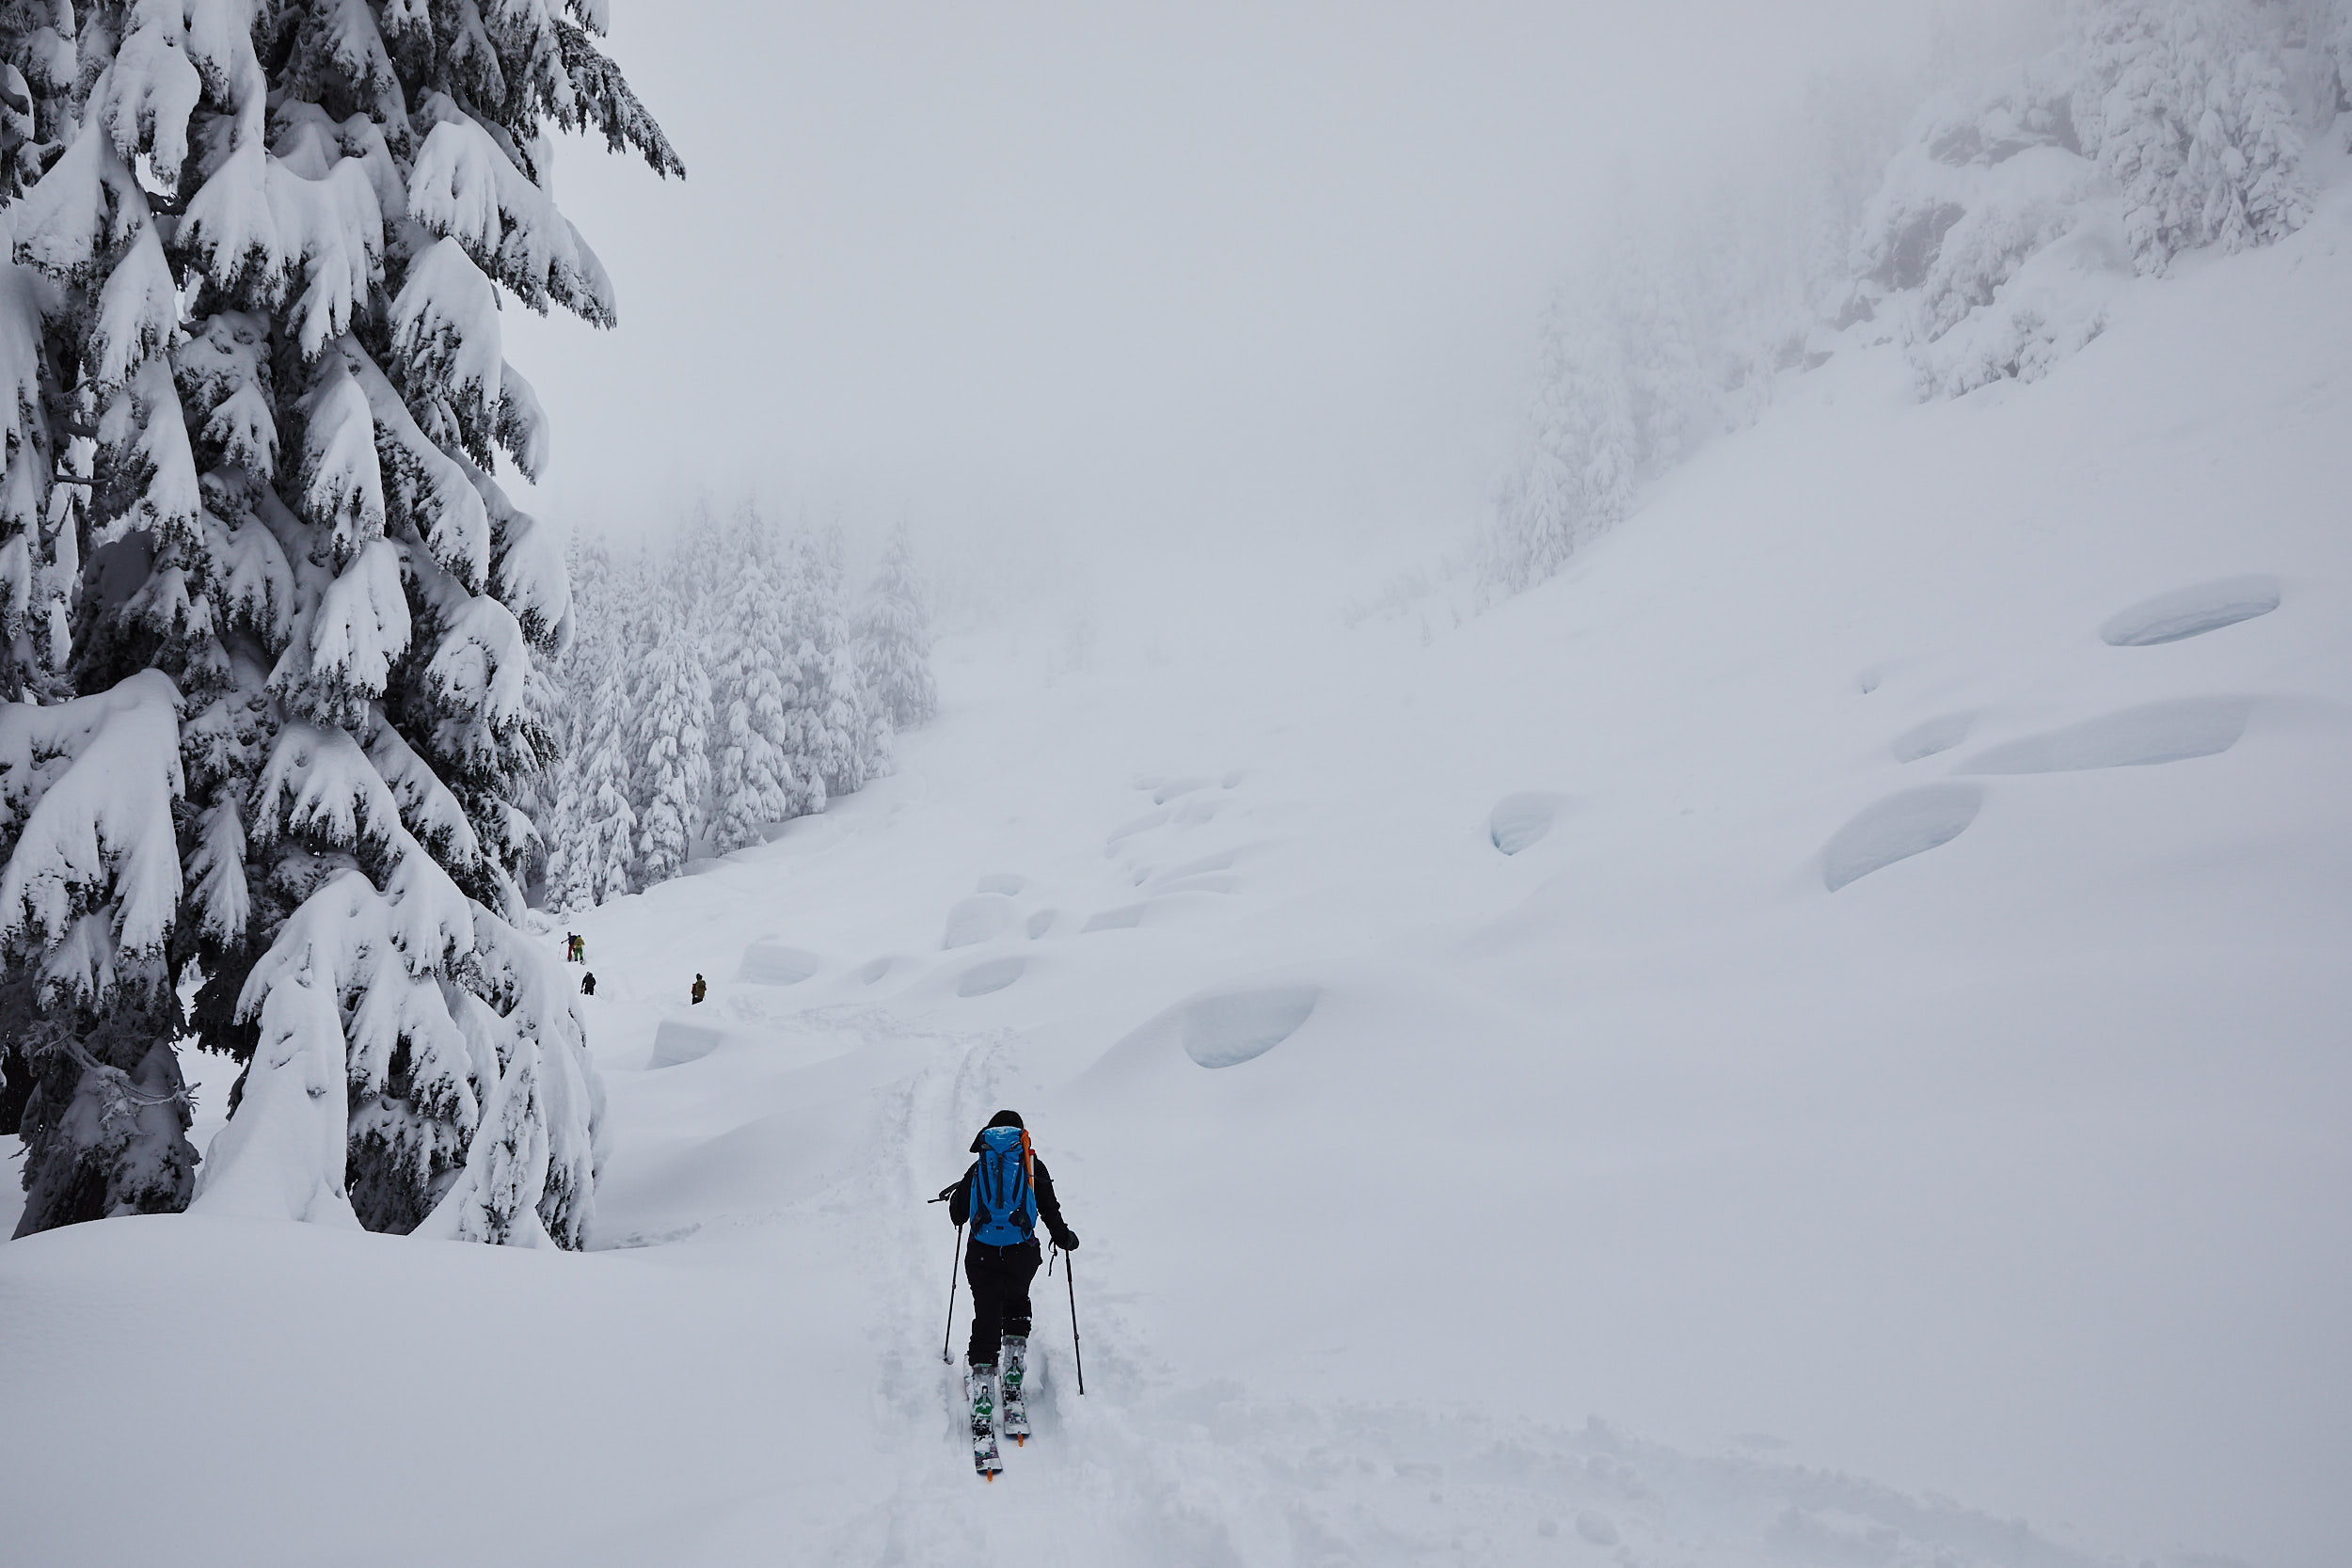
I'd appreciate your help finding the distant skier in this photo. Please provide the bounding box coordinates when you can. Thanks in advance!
[580,972,596,996]
[567,934,583,963]
[944,1110,1078,1468]
[691,974,707,1006]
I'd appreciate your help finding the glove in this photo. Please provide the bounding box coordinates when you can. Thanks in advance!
[1051,1229,1079,1252]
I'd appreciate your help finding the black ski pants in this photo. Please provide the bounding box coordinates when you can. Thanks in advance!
[965,1237,1041,1367]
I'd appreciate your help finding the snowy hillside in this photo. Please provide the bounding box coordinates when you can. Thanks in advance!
[7,135,2351,1568]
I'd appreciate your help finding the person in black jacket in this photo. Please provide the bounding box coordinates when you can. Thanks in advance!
[946,1110,1078,1376]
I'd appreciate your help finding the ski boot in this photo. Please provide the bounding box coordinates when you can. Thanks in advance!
[1001,1335,1030,1446]
[967,1363,1002,1480]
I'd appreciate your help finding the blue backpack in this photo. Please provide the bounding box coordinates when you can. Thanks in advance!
[970,1127,1038,1246]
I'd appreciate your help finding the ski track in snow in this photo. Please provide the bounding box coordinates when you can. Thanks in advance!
[590,987,2115,1568]
[539,762,2153,1568]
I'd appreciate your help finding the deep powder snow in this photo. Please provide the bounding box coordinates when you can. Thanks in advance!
[4,148,2350,1568]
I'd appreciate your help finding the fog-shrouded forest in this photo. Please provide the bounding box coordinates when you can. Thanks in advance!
[1,3,2345,1566]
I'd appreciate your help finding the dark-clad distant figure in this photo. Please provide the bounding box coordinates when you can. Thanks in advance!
[580,972,596,996]
[691,974,707,1006]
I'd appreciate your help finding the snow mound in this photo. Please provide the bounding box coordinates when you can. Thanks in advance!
[1025,909,1057,939]
[975,872,1026,895]
[1178,984,1321,1069]
[858,957,892,984]
[941,895,1013,948]
[1891,712,1974,763]
[646,1020,726,1069]
[1081,904,1147,932]
[1488,791,1564,854]
[2100,576,2280,646]
[956,957,1026,997]
[1821,784,1984,893]
[1961,697,2254,774]
[1152,775,1216,803]
[734,942,820,985]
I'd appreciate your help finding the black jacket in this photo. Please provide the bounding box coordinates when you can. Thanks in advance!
[948,1132,1072,1248]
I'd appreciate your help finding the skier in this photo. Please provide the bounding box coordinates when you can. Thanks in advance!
[691,974,707,1006]
[944,1110,1078,1471]
[580,972,596,996]
[565,933,580,962]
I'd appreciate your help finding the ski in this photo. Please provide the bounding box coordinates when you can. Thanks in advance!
[967,1366,1003,1480]
[1001,1335,1030,1446]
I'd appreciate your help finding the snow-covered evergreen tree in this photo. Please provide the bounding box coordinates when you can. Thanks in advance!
[0,8,78,710]
[707,517,793,854]
[773,536,829,819]
[552,637,640,910]
[0,673,196,1230]
[807,527,881,797]
[0,0,679,1243]
[1483,85,1904,596]
[856,522,935,729]
[543,540,641,909]
[629,563,710,884]
[533,511,905,889]
[2073,0,2312,273]
[1843,0,2321,399]
[1852,54,2110,399]
[1486,284,1638,594]
[1485,3,2329,598]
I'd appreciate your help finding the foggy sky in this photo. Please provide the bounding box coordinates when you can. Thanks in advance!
[505,2,1956,555]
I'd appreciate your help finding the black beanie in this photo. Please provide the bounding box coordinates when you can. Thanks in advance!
[986,1109,1024,1130]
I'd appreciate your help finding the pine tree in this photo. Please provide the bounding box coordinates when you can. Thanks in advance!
[856,522,936,729]
[0,1,680,1243]
[543,539,641,909]
[806,528,875,797]
[707,516,793,854]
[0,673,196,1228]
[630,564,710,884]
[774,535,829,819]
[556,638,640,909]
[1487,282,1638,594]
[2073,0,2312,273]
[512,536,591,902]
[0,17,75,710]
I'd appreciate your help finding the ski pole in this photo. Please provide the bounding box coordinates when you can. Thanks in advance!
[1064,1249,1086,1396]
[941,1221,963,1365]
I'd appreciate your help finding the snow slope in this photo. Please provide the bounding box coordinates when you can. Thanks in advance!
[7,167,2350,1568]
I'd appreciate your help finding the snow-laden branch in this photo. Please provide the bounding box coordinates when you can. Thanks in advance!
[0,669,184,1005]
[407,101,617,325]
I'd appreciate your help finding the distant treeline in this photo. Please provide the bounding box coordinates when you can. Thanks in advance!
[528,512,936,911]
[1489,0,2349,594]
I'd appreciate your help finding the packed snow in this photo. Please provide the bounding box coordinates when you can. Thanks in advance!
[6,124,2349,1568]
